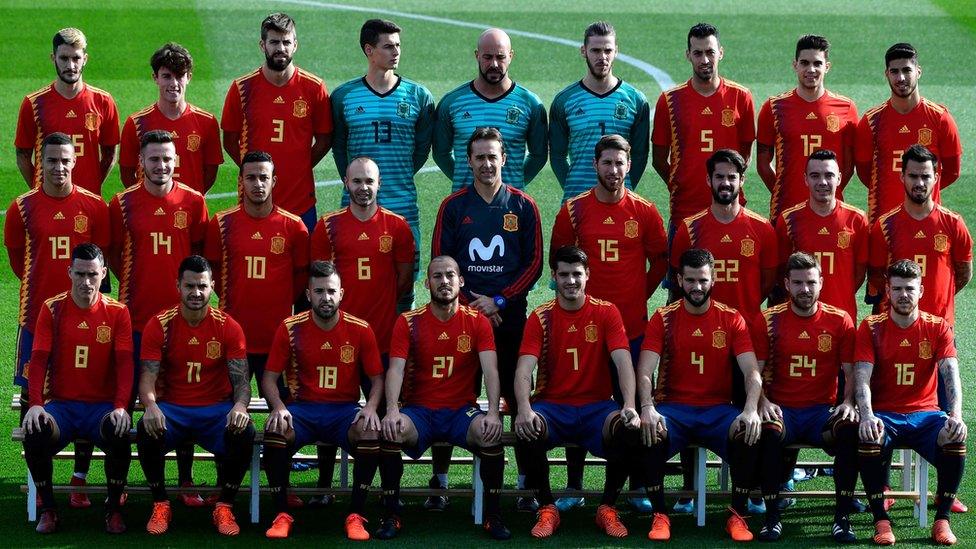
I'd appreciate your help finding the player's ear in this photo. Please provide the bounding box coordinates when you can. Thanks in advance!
[305,287,312,302]
[717,46,724,60]
[824,60,831,74]
[458,275,465,288]
[580,44,586,58]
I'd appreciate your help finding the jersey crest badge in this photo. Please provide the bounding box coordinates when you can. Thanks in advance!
[624,220,639,239]
[270,236,286,254]
[837,231,852,249]
[918,127,932,146]
[73,214,89,234]
[740,237,755,257]
[919,340,933,360]
[396,102,411,119]
[584,323,599,343]
[186,133,201,152]
[613,102,628,120]
[505,106,521,125]
[206,341,222,360]
[503,213,519,232]
[712,329,727,348]
[379,234,393,253]
[293,99,308,118]
[340,344,355,363]
[457,334,471,353]
[934,234,948,252]
[173,210,188,229]
[84,112,98,132]
[96,325,112,344]
[721,108,735,127]
[817,333,832,352]
[825,114,841,133]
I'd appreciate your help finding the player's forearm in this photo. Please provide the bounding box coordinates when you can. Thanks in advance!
[636,351,658,407]
[8,248,25,279]
[940,155,961,188]
[548,126,569,186]
[523,153,547,185]
[840,147,855,189]
[227,357,251,406]
[855,160,871,188]
[385,359,406,412]
[310,133,332,168]
[651,145,670,183]
[611,348,637,409]
[514,356,535,411]
[431,136,454,181]
[939,358,963,417]
[119,166,137,187]
[99,146,117,184]
[854,362,874,417]
[16,148,34,187]
[841,363,856,407]
[261,371,285,410]
[222,132,242,166]
[853,264,867,292]
[395,263,413,299]
[867,266,885,297]
[953,261,972,293]
[755,145,776,192]
[365,374,384,411]
[202,164,219,194]
[737,353,762,413]
[139,360,162,407]
[481,356,502,415]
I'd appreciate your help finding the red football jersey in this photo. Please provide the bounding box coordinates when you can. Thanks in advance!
[670,208,778,322]
[389,305,494,409]
[205,206,309,354]
[643,300,753,406]
[221,68,333,215]
[4,186,110,329]
[119,103,223,193]
[855,98,962,222]
[15,83,121,193]
[311,207,415,353]
[520,296,629,406]
[265,311,383,403]
[752,302,854,408]
[29,293,133,408]
[109,184,208,330]
[551,189,668,339]
[757,89,858,219]
[869,205,972,325]
[854,312,955,414]
[141,306,247,406]
[652,78,756,223]
[776,200,869,320]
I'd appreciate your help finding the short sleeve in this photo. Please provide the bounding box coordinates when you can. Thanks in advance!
[867,221,887,269]
[550,203,576,252]
[729,311,754,356]
[838,313,855,364]
[934,320,957,360]
[359,325,383,377]
[264,322,291,374]
[309,216,333,260]
[756,99,774,147]
[640,311,664,353]
[312,80,333,134]
[91,200,112,252]
[603,304,629,352]
[669,223,691,268]
[393,217,415,264]
[951,215,972,263]
[388,314,410,360]
[750,313,770,361]
[14,96,37,150]
[224,316,248,360]
[220,83,243,132]
[853,318,875,365]
[118,117,139,169]
[31,304,54,354]
[99,97,121,146]
[853,212,870,265]
[854,115,873,164]
[518,312,544,358]
[651,93,671,147]
[4,200,25,250]
[759,220,779,269]
[139,317,165,361]
[203,114,224,165]
[474,313,496,352]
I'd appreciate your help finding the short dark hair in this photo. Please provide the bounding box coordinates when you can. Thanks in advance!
[240,150,274,175]
[885,42,917,67]
[550,245,588,271]
[795,34,829,60]
[42,132,73,151]
[466,127,506,158]
[262,12,295,40]
[53,28,86,52]
[687,23,719,50]
[178,255,211,279]
[151,42,192,77]
[787,251,819,274]
[583,21,615,46]
[806,148,838,172]
[360,19,401,52]
[140,129,173,150]
[706,149,747,177]
[72,242,104,264]
[309,260,338,280]
[679,248,714,272]
[594,134,630,160]
[901,144,938,172]
[887,259,921,281]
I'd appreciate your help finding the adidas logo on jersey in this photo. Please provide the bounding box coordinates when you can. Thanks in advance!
[574,108,585,115]
[692,328,703,337]
[274,96,285,104]
[189,337,199,345]
[251,231,262,240]
[701,107,712,115]
[321,342,332,350]
[169,130,180,139]
[154,207,166,216]
[54,212,65,220]
[358,232,369,240]
[721,234,732,243]
[819,227,829,235]
[900,339,911,347]
[899,125,910,134]
[462,216,473,224]
[806,112,818,120]
[603,216,615,224]
[915,230,926,239]
[568,324,577,332]
[77,321,89,329]
[66,110,77,118]
[438,332,449,340]
[462,111,472,119]
[799,331,810,339]
[356,106,366,114]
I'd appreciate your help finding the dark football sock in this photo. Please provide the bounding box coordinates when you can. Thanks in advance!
[380,441,403,516]
[520,438,553,505]
[217,425,255,504]
[263,433,293,514]
[430,444,452,485]
[935,443,966,521]
[350,441,380,514]
[565,446,587,490]
[136,421,169,502]
[858,441,890,522]
[643,437,669,513]
[73,439,94,477]
[176,442,194,485]
[830,420,859,522]
[728,431,760,515]
[24,422,56,509]
[317,445,338,488]
[759,423,784,524]
[478,445,505,518]
[100,418,131,511]
[679,447,696,491]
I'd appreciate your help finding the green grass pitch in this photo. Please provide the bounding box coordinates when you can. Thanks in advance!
[0,0,974,545]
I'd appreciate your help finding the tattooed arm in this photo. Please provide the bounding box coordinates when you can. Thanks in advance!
[855,361,883,443]
[140,360,167,437]
[938,357,968,443]
[226,357,251,433]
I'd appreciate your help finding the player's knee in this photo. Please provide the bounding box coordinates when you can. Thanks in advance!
[23,421,55,449]
[225,423,256,448]
[99,422,130,451]
[939,442,966,457]
[761,420,784,439]
[858,441,883,460]
[827,418,858,444]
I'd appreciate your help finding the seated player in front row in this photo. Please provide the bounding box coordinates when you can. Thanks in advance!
[261,261,385,540]
[22,243,133,534]
[379,256,509,540]
[855,259,967,546]
[136,255,255,536]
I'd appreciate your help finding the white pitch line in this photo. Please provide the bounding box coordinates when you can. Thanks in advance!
[206,165,442,199]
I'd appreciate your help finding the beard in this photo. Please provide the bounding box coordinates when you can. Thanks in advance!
[265,51,292,72]
[430,286,457,306]
[681,285,711,307]
[479,65,505,85]
[711,184,737,206]
[312,301,338,321]
[586,57,611,80]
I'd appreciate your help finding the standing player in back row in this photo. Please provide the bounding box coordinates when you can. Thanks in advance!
[549,21,650,202]
[756,34,858,221]
[433,28,548,192]
[652,22,755,230]
[222,12,333,228]
[331,19,434,310]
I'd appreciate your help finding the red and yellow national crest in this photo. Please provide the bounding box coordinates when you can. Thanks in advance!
[96,325,112,344]
[623,220,639,239]
[270,236,286,254]
[293,99,308,118]
[817,333,832,353]
[173,210,188,229]
[206,341,222,360]
[825,113,841,133]
[340,345,355,363]
[584,324,599,343]
[721,108,735,127]
[837,231,852,249]
[379,235,393,253]
[457,334,471,353]
[502,213,518,232]
[712,330,727,349]
[919,340,933,360]
[934,234,948,253]
[186,133,201,152]
[918,127,933,146]
[73,214,89,234]
[84,112,98,131]
[740,237,755,257]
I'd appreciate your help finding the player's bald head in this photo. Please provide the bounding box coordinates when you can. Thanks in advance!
[428,255,460,276]
[346,156,380,180]
[478,28,511,52]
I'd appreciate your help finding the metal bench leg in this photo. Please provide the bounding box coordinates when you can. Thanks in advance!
[696,447,706,527]
[473,455,484,525]
[27,470,37,522]
[900,448,912,491]
[917,453,929,527]
[250,444,261,524]
[340,449,349,489]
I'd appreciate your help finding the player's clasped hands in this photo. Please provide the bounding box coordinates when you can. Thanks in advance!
[640,405,668,446]
[22,405,50,434]
[514,408,544,441]
[225,403,251,434]
[353,405,381,433]
[266,407,293,434]
[142,403,167,438]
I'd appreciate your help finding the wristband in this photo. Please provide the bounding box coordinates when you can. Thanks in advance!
[493,295,507,310]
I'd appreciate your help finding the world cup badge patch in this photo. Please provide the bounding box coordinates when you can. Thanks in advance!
[584,324,599,343]
[270,236,286,254]
[503,213,519,232]
[721,108,735,127]
[837,231,852,249]
[379,234,393,253]
[186,133,201,152]
[624,220,639,239]
[206,341,222,360]
[396,101,411,119]
[825,114,841,133]
[340,345,355,363]
[712,329,727,348]
[293,99,308,118]
[173,210,188,229]
[506,106,521,125]
[85,112,98,131]
[96,325,112,344]
[918,127,932,146]
[73,214,89,234]
[740,237,755,257]
[457,334,471,353]
[818,333,832,352]
[934,234,948,253]
[614,102,628,120]
[919,340,933,360]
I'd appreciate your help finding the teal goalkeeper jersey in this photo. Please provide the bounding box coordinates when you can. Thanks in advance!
[549,80,650,202]
[331,76,435,228]
[433,81,548,191]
